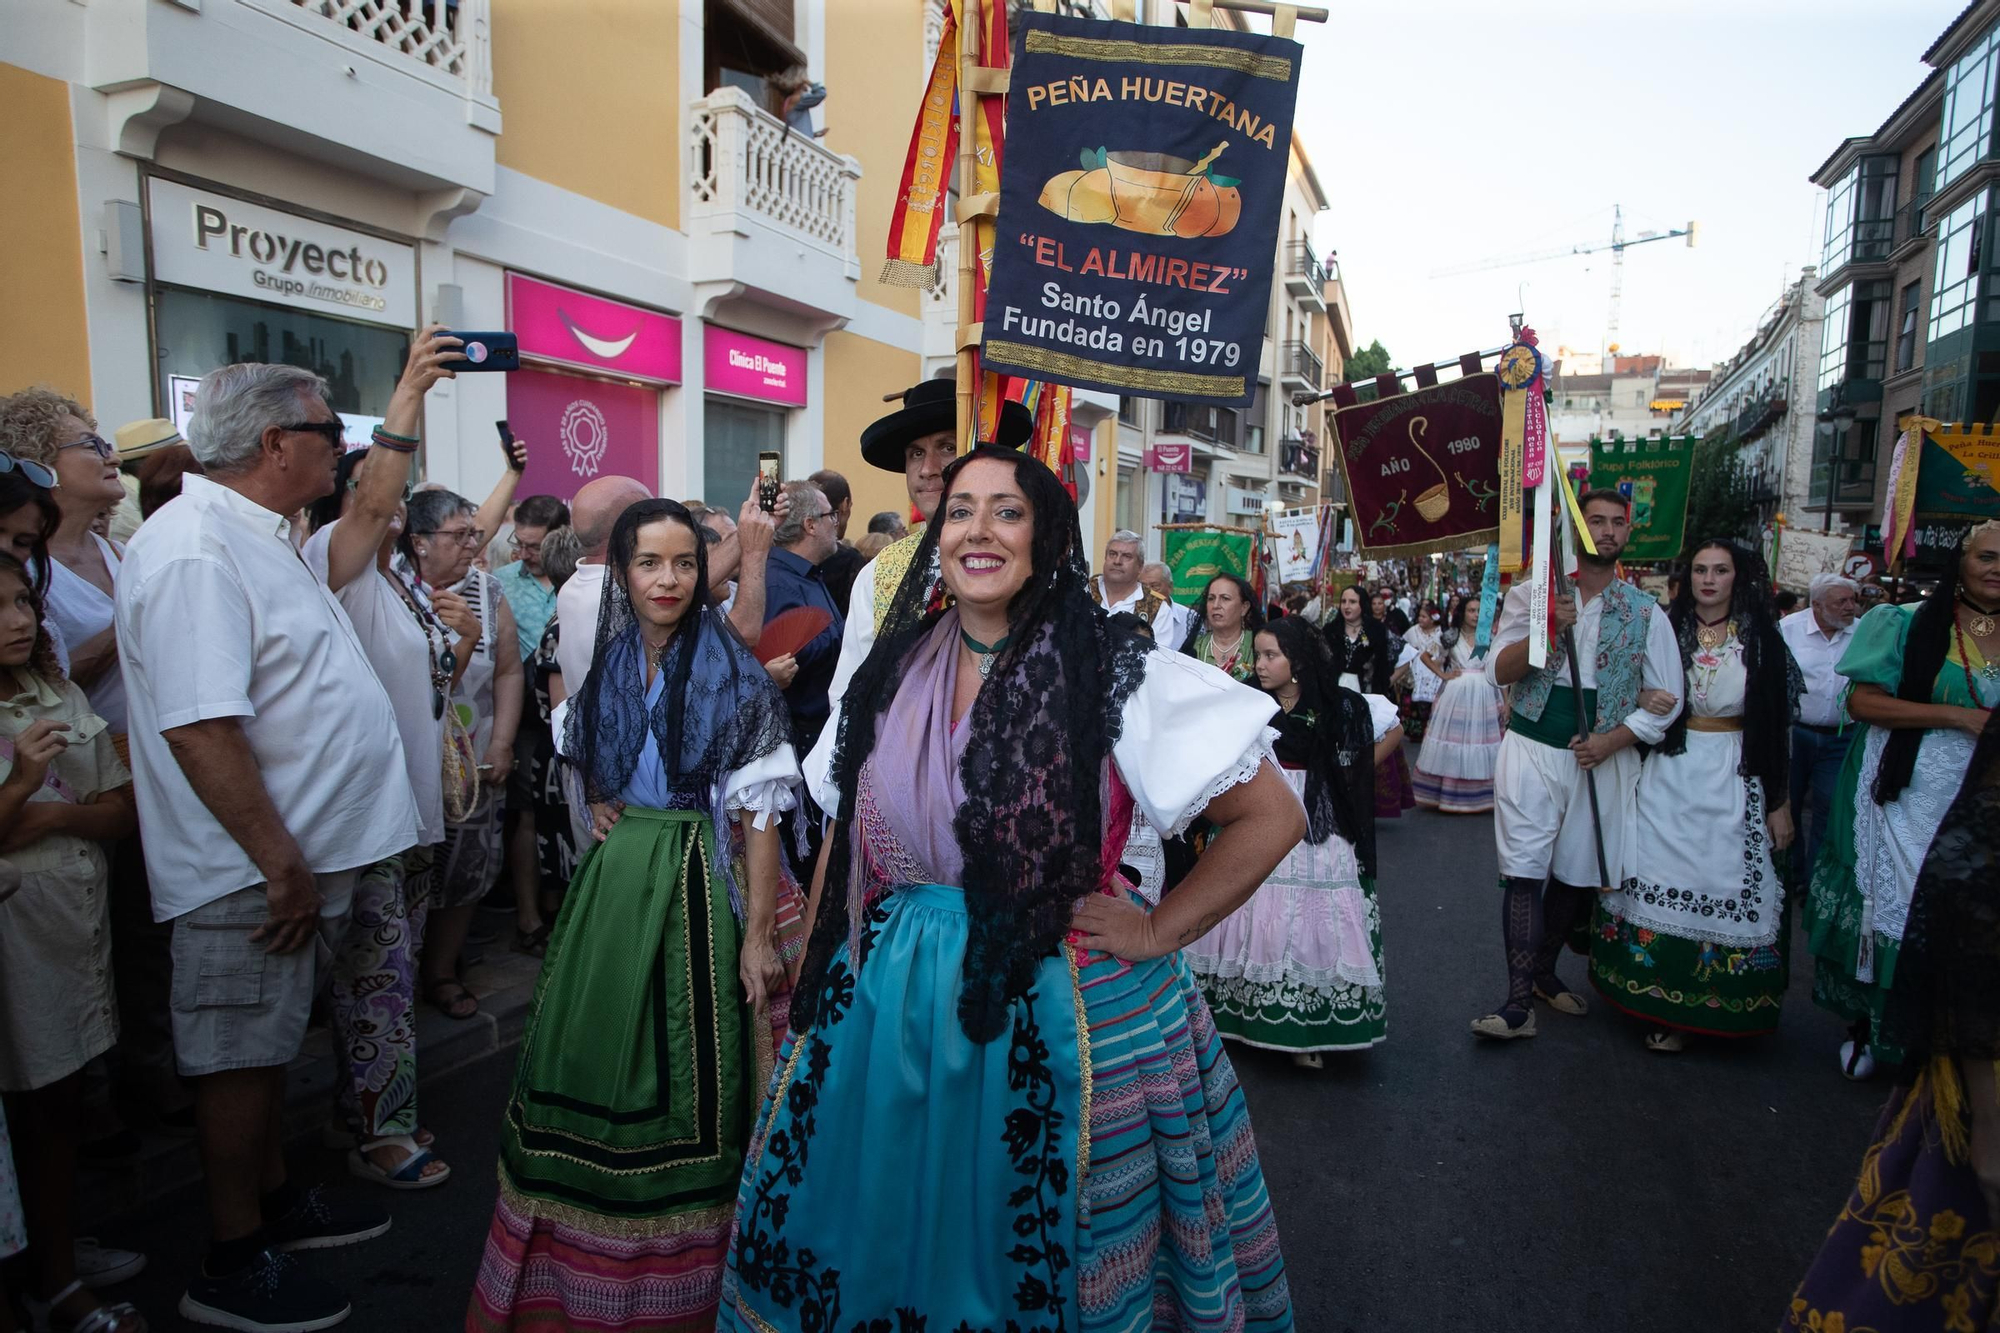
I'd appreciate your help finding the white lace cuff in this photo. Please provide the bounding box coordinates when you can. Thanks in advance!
[1163,726,1278,840]
[726,778,800,832]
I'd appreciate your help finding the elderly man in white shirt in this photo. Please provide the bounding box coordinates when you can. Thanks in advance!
[1779,572,1861,879]
[1088,530,1180,643]
[1141,561,1197,648]
[117,340,453,1329]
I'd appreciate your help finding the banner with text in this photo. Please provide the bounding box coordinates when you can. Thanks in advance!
[1329,373,1503,559]
[1163,527,1254,605]
[1914,424,2000,522]
[980,13,1302,405]
[1270,506,1321,583]
[1588,434,1696,561]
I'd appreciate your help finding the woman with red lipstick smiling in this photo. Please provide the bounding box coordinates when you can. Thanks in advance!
[721,449,1304,1333]
[470,499,800,1333]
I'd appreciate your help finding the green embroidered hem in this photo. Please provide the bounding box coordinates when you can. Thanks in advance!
[500,806,765,1222]
[1197,876,1385,1053]
[1587,903,1789,1037]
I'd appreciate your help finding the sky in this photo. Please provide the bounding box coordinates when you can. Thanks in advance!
[1287,0,1967,374]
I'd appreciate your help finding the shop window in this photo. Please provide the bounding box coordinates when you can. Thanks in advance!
[153,287,409,427]
[704,397,786,510]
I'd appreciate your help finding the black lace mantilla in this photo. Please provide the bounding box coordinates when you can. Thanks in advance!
[791,447,1152,1044]
[732,905,1075,1333]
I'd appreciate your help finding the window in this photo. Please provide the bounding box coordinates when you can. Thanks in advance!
[1818,279,1891,393]
[153,287,409,424]
[704,0,804,112]
[1241,384,1266,454]
[1809,417,1880,508]
[1117,395,1144,428]
[1915,145,1938,215]
[1938,23,2000,194]
[1896,280,1922,372]
[1929,190,1986,343]
[1822,155,1898,272]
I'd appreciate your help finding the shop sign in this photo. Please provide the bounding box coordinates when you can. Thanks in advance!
[1146,441,1192,473]
[147,179,415,328]
[506,367,659,500]
[1069,424,1093,463]
[704,326,807,407]
[507,274,682,385]
[1225,484,1266,515]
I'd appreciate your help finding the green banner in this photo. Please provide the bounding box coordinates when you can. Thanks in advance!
[1914,427,2000,521]
[1588,435,1696,561]
[1163,528,1254,606]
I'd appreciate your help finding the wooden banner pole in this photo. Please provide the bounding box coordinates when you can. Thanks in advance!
[954,0,984,456]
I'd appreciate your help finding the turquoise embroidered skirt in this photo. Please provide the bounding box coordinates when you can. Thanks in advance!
[719,884,1293,1332]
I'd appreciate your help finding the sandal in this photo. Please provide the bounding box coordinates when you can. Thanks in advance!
[1533,982,1589,1016]
[1290,1052,1325,1070]
[426,978,480,1021]
[323,1117,435,1151]
[512,924,551,958]
[28,1279,149,1333]
[347,1134,451,1191]
[1645,1029,1688,1054]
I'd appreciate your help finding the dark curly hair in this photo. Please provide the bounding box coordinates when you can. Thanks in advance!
[791,446,1152,1043]
[0,552,65,683]
[1177,572,1264,653]
[1656,539,1800,801]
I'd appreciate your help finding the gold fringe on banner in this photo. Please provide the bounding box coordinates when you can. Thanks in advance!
[983,340,1244,397]
[1022,30,1294,79]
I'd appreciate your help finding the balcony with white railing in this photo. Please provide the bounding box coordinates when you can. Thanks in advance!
[689,86,864,323]
[88,0,500,197]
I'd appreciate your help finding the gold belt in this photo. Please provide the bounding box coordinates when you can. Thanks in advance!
[1685,716,1743,733]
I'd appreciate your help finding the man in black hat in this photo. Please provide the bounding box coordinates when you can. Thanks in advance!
[825,376,1033,709]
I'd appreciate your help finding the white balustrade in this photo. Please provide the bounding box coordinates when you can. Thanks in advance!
[273,0,496,105]
[690,87,862,264]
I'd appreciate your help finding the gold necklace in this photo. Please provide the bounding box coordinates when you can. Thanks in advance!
[1960,595,1998,640]
[1695,613,1733,651]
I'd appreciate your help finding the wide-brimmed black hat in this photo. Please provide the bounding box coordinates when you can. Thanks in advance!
[859,376,1034,473]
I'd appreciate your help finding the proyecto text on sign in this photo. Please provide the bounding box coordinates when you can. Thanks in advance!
[980,13,1303,407]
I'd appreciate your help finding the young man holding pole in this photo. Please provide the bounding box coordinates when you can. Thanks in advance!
[1471,491,1683,1040]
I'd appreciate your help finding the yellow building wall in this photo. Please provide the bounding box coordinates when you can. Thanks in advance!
[822,329,922,521]
[822,0,924,323]
[489,0,679,230]
[0,63,92,403]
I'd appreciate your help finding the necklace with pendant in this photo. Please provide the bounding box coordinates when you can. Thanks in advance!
[1695,613,1733,652]
[1960,594,1999,640]
[960,627,1011,679]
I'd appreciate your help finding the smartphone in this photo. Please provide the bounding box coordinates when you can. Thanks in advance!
[757,451,782,513]
[496,420,524,471]
[441,332,519,373]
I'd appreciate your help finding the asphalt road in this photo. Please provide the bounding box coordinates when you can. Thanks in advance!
[88,793,1886,1332]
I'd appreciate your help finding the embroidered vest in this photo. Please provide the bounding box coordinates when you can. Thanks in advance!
[1090,579,1165,628]
[870,526,931,633]
[1511,578,1652,734]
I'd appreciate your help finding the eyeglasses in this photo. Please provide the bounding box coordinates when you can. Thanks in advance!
[414,526,485,547]
[0,451,57,489]
[283,420,347,449]
[508,535,542,553]
[809,510,836,523]
[59,434,116,461]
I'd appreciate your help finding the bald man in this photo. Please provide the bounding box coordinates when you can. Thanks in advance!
[553,474,652,691]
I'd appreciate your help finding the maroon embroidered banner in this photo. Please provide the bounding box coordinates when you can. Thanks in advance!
[1328,372,1503,559]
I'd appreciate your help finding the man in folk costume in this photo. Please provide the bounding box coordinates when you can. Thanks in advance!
[1471,489,1684,1040]
[1089,530,1178,642]
[826,376,1033,708]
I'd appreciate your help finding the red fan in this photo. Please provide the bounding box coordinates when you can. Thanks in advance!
[754,606,834,664]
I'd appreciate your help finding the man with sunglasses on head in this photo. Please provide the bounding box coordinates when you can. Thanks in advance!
[115,329,460,1332]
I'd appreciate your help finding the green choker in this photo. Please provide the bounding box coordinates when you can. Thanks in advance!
[959,627,1012,679]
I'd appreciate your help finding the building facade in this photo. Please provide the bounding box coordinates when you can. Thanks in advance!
[1551,354,1711,449]
[1807,65,1942,534]
[1672,269,1826,528]
[0,0,941,516]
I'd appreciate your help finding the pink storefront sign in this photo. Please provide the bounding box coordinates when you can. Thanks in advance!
[1147,442,1192,474]
[1069,424,1092,463]
[507,273,682,385]
[506,367,659,501]
[704,325,807,407]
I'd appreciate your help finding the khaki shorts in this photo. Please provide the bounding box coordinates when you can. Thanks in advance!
[168,872,357,1078]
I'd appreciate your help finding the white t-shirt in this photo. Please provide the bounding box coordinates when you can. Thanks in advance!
[44,533,127,733]
[555,561,609,695]
[116,476,421,920]
[302,521,448,846]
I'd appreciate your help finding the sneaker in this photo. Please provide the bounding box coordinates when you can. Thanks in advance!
[266,1185,391,1253]
[75,1236,147,1286]
[179,1247,350,1331]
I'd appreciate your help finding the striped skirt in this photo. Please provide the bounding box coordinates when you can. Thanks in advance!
[1413,671,1505,814]
[720,885,1292,1332]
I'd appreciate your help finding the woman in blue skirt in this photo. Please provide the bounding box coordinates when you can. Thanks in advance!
[719,446,1305,1332]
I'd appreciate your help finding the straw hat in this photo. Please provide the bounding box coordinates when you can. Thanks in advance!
[114,418,183,463]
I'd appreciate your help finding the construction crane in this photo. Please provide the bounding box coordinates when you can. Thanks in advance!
[1430,205,1698,356]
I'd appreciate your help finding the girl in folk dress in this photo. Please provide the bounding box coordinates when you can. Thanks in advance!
[1187,616,1402,1066]
[1588,540,1801,1051]
[1414,594,1508,814]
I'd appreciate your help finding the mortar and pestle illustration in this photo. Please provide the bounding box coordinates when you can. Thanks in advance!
[1407,416,1452,522]
[1039,142,1243,238]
